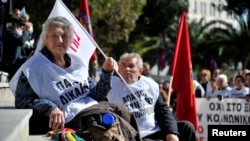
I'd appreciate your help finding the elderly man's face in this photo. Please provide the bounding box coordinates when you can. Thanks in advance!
[118,57,142,84]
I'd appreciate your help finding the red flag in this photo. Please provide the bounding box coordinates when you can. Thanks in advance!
[78,0,97,64]
[171,11,198,130]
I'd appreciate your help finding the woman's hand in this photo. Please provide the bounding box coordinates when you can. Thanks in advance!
[102,57,118,72]
[49,107,65,130]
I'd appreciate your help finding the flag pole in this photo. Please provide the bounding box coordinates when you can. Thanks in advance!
[167,76,173,106]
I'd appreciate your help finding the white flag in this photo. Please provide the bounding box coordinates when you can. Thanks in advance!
[9,0,96,95]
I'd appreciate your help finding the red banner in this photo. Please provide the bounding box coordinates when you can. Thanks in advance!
[171,11,198,130]
[78,0,97,64]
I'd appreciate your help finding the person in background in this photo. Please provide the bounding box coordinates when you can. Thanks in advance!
[199,68,212,97]
[229,75,249,99]
[216,74,231,100]
[14,16,121,133]
[158,81,169,105]
[142,62,151,77]
[244,72,250,88]
[21,13,36,56]
[107,52,196,141]
[212,68,220,80]
[2,16,27,79]
[193,79,205,98]
[228,77,235,88]
[205,78,218,100]
[12,8,21,18]
[244,72,250,101]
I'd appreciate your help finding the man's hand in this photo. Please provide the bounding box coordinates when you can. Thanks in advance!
[49,107,65,130]
[166,133,179,141]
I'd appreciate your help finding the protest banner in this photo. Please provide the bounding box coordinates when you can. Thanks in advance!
[196,98,250,141]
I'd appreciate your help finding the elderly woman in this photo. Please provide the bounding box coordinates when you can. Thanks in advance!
[14,16,119,132]
[216,74,232,100]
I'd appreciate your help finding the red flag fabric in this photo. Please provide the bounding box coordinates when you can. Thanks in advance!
[171,11,198,130]
[78,0,97,64]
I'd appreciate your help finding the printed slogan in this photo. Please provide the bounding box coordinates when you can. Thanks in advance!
[196,98,250,141]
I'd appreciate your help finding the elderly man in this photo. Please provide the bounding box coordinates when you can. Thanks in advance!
[107,52,196,141]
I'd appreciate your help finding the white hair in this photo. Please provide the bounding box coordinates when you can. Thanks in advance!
[119,52,143,69]
[41,16,74,44]
[217,74,228,84]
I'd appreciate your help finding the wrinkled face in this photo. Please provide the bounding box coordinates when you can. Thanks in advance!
[118,57,142,84]
[216,78,225,88]
[44,26,71,56]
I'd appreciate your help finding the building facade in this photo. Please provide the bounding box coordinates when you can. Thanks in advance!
[187,0,238,29]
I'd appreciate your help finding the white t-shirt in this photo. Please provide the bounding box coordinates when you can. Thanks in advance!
[107,75,160,138]
[22,52,98,122]
[229,86,249,98]
[216,86,232,98]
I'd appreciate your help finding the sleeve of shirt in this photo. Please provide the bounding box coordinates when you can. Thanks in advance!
[88,70,113,101]
[154,94,179,136]
[15,72,57,116]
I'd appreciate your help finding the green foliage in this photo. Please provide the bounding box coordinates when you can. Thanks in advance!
[89,0,146,59]
[22,0,146,61]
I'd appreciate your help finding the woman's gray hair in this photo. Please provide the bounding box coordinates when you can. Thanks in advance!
[119,52,143,69]
[217,74,228,84]
[41,16,74,44]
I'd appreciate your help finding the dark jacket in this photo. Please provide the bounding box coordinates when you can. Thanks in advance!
[154,94,179,136]
[2,27,27,65]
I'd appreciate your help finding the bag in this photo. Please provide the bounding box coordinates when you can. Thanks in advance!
[79,113,126,141]
[84,121,125,141]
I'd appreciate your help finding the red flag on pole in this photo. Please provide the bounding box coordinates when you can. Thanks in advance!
[78,0,97,64]
[171,11,198,130]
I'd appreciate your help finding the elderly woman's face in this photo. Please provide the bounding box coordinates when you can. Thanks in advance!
[44,26,71,56]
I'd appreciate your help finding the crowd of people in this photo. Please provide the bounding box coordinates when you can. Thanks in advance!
[0,8,35,79]
[153,67,250,114]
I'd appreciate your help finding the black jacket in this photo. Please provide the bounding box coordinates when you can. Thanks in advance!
[154,94,179,136]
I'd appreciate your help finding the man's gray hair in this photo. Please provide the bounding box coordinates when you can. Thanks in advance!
[119,52,143,69]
